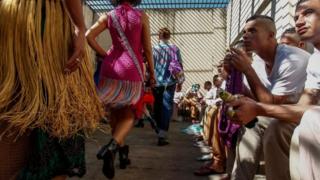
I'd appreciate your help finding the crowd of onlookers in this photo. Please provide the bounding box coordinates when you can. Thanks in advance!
[3,0,320,179]
[156,1,320,180]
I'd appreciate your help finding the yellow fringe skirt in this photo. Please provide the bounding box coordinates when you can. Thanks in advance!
[0,0,104,138]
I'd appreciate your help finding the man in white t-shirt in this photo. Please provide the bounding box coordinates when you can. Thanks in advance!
[204,76,224,106]
[228,0,320,179]
[280,27,307,49]
[225,15,310,180]
[199,76,223,146]
[172,83,184,121]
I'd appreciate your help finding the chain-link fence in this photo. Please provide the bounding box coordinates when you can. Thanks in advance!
[85,0,229,92]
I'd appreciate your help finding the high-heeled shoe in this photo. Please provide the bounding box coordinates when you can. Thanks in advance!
[97,139,119,179]
[119,145,131,169]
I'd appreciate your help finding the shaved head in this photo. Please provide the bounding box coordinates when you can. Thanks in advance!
[246,15,277,37]
[242,15,278,54]
[280,27,306,49]
[281,27,301,42]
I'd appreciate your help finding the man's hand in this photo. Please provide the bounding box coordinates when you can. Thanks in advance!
[223,52,232,74]
[149,73,157,88]
[229,48,252,73]
[64,29,85,74]
[227,96,261,125]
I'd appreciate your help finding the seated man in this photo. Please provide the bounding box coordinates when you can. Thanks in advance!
[228,0,320,179]
[194,73,227,176]
[182,84,203,122]
[280,27,306,49]
[172,83,185,122]
[199,81,213,122]
[202,75,224,146]
[226,15,310,180]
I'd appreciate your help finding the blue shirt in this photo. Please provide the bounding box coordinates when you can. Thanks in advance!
[152,42,182,86]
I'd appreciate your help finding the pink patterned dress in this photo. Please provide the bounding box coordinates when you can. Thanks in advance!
[98,3,144,109]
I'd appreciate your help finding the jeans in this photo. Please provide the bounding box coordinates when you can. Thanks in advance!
[152,84,176,138]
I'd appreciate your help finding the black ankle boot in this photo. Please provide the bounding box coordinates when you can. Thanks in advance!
[97,139,119,179]
[119,145,131,169]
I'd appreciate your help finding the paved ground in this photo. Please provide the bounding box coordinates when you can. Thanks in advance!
[69,121,265,180]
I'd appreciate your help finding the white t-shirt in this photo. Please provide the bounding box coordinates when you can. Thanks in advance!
[305,48,320,90]
[244,55,270,89]
[204,87,222,106]
[245,44,309,103]
[173,91,184,104]
[268,44,309,98]
[221,80,226,90]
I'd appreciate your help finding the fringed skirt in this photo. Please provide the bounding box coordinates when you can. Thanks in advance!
[0,0,104,178]
[98,78,143,116]
[0,0,104,138]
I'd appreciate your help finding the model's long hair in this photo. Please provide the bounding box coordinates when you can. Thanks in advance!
[0,0,104,138]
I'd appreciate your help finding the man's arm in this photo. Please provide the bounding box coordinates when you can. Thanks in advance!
[229,96,309,124]
[227,48,289,104]
[177,48,183,68]
[230,89,319,124]
[242,85,255,100]
[257,88,319,122]
[243,67,287,103]
[257,102,310,123]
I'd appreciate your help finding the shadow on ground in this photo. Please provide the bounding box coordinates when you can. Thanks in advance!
[69,121,264,180]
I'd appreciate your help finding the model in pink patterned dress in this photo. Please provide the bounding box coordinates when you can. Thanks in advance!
[86,0,155,179]
[98,3,144,107]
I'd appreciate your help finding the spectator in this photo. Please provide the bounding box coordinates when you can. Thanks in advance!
[183,84,203,123]
[201,75,224,150]
[228,0,320,179]
[280,27,306,49]
[172,83,185,122]
[226,15,309,180]
[200,81,213,121]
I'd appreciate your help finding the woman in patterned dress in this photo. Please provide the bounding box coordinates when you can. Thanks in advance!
[86,0,155,178]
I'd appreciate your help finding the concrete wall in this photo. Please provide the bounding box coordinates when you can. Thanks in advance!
[84,5,113,51]
[83,4,112,66]
[83,6,227,91]
[146,9,227,90]
[226,0,299,45]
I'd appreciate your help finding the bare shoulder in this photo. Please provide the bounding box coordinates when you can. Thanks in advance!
[141,11,149,22]
[98,14,108,22]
